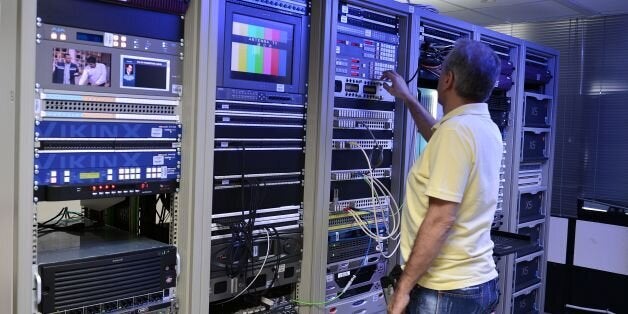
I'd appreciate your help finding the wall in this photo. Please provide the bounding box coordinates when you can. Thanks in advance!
[490,15,628,217]
[0,0,17,312]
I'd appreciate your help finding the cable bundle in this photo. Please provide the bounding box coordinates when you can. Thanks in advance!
[37,207,89,237]
[417,42,452,82]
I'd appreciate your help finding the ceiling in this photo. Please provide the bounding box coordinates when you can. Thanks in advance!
[397,0,628,26]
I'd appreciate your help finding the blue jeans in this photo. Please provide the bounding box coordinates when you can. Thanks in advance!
[406,278,499,314]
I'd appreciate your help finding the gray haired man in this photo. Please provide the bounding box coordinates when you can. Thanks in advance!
[381,38,503,314]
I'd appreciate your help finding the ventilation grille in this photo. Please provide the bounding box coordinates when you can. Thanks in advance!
[99,0,188,14]
[50,256,163,311]
[43,100,176,115]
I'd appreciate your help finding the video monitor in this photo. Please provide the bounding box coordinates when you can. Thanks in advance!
[51,48,111,87]
[229,14,294,85]
[120,55,170,91]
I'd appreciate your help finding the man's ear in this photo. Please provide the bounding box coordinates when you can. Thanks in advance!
[442,70,454,90]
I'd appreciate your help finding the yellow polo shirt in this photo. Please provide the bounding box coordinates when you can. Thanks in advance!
[400,103,502,290]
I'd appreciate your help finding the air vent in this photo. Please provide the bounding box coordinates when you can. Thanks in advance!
[39,246,177,313]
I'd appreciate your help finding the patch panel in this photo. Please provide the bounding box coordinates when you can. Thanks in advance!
[330,168,391,181]
[330,196,390,212]
[333,118,392,130]
[333,107,395,120]
[328,211,387,231]
[332,139,393,150]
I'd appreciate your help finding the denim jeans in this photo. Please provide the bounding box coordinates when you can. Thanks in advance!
[406,278,499,314]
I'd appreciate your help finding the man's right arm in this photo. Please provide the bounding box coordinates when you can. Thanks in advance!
[381,70,436,141]
[78,70,88,85]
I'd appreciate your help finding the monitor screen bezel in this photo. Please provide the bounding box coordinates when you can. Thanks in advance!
[119,55,171,92]
[218,2,308,95]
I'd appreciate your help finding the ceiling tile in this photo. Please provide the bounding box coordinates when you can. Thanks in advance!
[478,1,583,23]
[566,0,628,14]
[394,0,465,12]
[443,0,542,10]
[444,9,505,25]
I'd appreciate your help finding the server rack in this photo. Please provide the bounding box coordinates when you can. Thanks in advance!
[299,1,419,313]
[408,9,558,314]
[9,0,210,313]
[475,27,525,314]
[503,43,558,314]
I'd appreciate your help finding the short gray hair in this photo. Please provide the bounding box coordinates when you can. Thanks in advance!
[441,39,501,103]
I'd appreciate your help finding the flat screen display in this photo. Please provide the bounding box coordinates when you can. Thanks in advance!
[120,55,170,91]
[52,48,111,87]
[229,14,294,84]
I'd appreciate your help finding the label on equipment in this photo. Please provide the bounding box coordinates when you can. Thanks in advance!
[276,84,285,92]
[151,128,163,138]
[161,166,168,178]
[221,104,229,109]
[153,155,165,166]
[337,271,351,278]
[341,5,348,13]
[220,142,228,148]
[172,84,182,94]
[253,245,259,257]
[340,15,348,23]
[278,264,286,273]
[34,99,41,114]
[365,29,372,37]
[103,33,114,47]
[326,274,333,282]
[222,117,230,122]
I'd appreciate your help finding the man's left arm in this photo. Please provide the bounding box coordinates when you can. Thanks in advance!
[387,198,458,314]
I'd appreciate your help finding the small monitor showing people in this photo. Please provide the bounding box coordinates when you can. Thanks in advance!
[52,53,79,85]
[51,48,111,87]
[122,63,136,87]
[120,56,170,91]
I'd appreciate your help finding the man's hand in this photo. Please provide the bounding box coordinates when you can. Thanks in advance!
[381,70,412,101]
[387,290,410,314]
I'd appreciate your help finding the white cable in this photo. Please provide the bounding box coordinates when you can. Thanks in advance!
[340,178,397,240]
[565,304,616,314]
[353,176,400,240]
[222,228,271,302]
[381,236,401,258]
[368,178,401,242]
[372,177,402,239]
[325,275,357,304]
[346,141,406,258]
[349,142,382,243]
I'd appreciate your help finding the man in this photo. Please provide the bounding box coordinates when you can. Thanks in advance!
[382,38,502,314]
[78,56,108,86]
[122,63,135,87]
[52,53,79,85]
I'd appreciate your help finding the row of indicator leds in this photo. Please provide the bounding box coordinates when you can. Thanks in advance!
[89,182,151,196]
